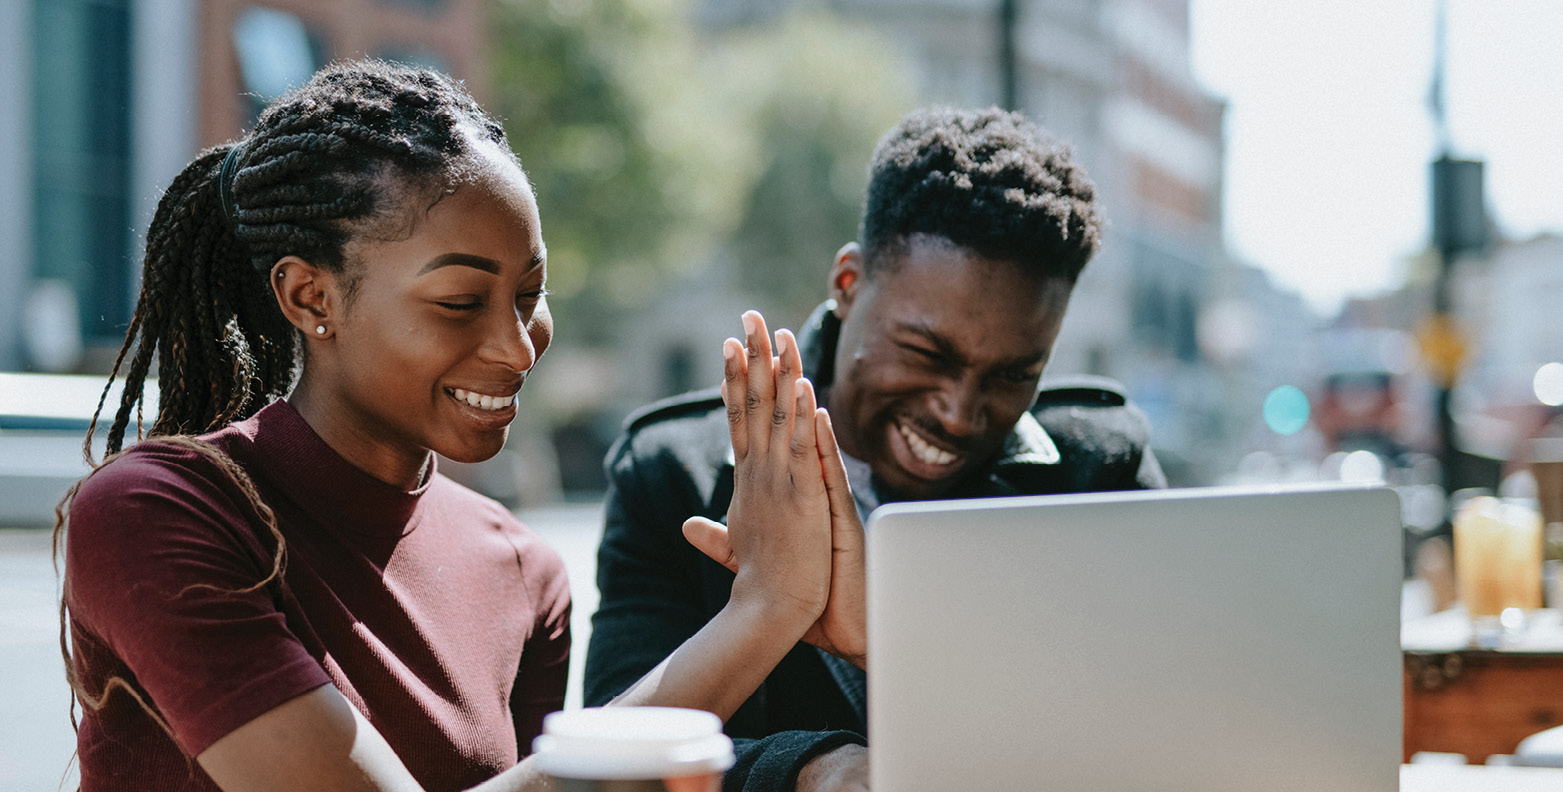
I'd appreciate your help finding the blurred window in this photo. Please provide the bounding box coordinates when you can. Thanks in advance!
[1129,238,1202,363]
[30,0,133,346]
[233,7,320,121]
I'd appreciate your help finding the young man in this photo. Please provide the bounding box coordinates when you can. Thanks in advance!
[585,107,1166,792]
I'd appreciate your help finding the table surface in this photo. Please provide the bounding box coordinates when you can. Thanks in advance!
[1402,608,1563,653]
[1402,762,1563,790]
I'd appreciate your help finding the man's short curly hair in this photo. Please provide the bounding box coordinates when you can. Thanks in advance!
[859,106,1101,283]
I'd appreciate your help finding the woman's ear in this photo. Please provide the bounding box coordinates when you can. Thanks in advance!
[828,243,865,321]
[270,256,337,339]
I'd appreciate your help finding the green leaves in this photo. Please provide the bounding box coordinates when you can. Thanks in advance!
[489,0,915,339]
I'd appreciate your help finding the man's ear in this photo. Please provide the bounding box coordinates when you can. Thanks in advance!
[828,243,866,321]
[270,256,338,338]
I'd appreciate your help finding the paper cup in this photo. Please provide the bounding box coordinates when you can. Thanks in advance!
[532,707,734,792]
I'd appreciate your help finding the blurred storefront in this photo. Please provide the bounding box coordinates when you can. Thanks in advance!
[0,0,487,374]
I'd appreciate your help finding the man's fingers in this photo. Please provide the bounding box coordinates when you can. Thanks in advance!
[682,517,739,574]
[722,338,748,460]
[742,311,776,456]
[816,409,862,531]
[789,379,821,470]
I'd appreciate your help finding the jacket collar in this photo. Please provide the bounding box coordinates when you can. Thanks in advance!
[797,300,840,387]
[793,300,1060,472]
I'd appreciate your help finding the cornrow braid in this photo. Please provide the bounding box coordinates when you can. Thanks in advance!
[88,59,516,456]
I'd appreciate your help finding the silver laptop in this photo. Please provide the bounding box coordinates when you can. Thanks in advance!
[866,483,1403,792]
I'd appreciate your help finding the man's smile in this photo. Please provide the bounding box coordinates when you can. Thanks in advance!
[888,417,968,483]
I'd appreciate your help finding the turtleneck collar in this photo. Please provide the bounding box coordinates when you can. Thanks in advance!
[228,399,434,537]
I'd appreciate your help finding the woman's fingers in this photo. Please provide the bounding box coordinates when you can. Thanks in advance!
[722,338,749,460]
[741,311,776,457]
[770,330,802,456]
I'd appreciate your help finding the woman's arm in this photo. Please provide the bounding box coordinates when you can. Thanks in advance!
[200,685,556,792]
[199,685,434,792]
[200,311,835,791]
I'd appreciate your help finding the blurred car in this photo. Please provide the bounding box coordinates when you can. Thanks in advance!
[0,372,152,528]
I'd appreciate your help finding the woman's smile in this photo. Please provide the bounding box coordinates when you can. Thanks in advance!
[447,386,519,412]
[444,384,522,431]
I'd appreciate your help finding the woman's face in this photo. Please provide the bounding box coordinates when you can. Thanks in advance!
[305,144,551,486]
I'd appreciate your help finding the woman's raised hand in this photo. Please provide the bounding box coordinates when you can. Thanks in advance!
[684,310,867,669]
[683,311,832,630]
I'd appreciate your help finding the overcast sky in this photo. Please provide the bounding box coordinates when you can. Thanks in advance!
[1189,0,1563,315]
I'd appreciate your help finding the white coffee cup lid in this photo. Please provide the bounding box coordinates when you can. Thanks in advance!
[531,707,735,780]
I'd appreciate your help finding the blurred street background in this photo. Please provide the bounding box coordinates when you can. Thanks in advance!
[3,0,1562,787]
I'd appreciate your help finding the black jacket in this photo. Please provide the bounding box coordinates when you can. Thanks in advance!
[584,302,1166,792]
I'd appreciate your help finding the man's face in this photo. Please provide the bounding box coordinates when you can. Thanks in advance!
[825,235,1072,501]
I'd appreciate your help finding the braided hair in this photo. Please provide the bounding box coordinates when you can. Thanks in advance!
[859,106,1102,284]
[90,58,515,456]
[57,58,520,756]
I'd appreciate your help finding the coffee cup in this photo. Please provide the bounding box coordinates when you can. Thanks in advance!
[532,707,734,792]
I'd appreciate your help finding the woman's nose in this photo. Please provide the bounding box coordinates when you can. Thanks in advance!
[483,309,538,373]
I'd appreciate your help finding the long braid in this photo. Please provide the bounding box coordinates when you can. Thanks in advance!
[59,58,520,761]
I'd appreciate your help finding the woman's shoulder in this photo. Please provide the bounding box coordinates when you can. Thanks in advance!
[426,475,568,575]
[74,432,247,508]
[64,434,277,626]
[427,474,544,539]
[67,430,263,559]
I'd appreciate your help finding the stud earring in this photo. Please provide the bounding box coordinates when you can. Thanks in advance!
[315,325,326,335]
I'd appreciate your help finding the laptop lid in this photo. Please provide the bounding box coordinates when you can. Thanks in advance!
[866,483,1403,792]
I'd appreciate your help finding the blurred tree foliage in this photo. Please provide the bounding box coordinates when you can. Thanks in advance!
[707,13,915,324]
[489,0,914,343]
[491,0,726,344]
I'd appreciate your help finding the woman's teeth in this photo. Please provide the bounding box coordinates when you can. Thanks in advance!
[898,422,956,466]
[451,388,515,411]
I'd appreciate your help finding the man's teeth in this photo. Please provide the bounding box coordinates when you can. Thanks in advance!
[451,388,515,411]
[898,422,956,466]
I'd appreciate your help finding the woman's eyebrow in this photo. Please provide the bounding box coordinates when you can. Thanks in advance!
[418,253,501,275]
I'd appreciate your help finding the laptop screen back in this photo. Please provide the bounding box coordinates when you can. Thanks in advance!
[866,483,1403,792]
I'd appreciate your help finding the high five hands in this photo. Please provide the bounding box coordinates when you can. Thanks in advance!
[683,311,868,669]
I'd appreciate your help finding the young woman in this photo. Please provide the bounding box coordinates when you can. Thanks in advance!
[56,59,861,792]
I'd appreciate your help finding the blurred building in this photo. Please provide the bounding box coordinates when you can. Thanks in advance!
[1450,233,1563,461]
[1201,262,1324,471]
[0,0,487,373]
